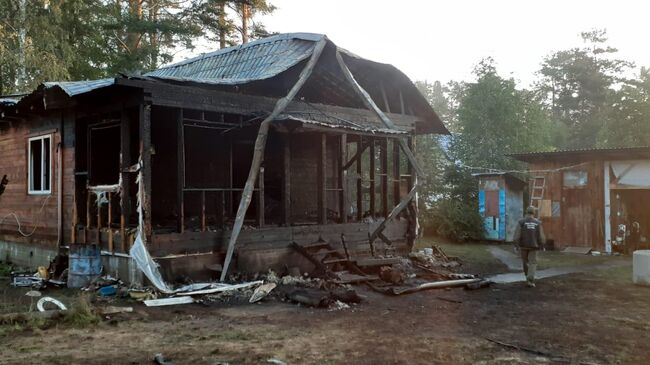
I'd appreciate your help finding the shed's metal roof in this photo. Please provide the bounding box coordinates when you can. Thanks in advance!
[146,33,322,85]
[509,146,650,162]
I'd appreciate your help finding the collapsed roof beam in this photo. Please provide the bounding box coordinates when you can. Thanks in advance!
[334,50,423,244]
[219,38,328,281]
[335,51,424,178]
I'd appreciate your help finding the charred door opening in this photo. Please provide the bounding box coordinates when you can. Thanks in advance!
[88,123,120,186]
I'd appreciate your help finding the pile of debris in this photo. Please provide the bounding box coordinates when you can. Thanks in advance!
[290,241,491,296]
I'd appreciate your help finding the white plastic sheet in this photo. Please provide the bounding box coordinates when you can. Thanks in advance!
[129,231,174,294]
[128,160,175,294]
[611,160,650,187]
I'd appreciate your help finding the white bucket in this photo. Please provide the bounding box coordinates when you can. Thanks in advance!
[633,250,650,286]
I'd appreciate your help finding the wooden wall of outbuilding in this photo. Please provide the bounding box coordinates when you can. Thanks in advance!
[528,160,605,250]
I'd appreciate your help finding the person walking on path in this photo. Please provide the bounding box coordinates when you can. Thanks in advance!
[513,206,546,287]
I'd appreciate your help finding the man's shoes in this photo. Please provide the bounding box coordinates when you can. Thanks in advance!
[526,281,536,288]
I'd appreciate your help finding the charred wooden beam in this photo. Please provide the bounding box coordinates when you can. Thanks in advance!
[369,185,417,244]
[120,106,131,251]
[369,139,376,217]
[258,167,265,227]
[393,140,401,206]
[176,108,185,233]
[282,134,291,226]
[335,51,424,177]
[115,78,420,131]
[356,138,363,221]
[140,104,153,241]
[107,192,113,252]
[342,140,369,171]
[339,134,347,223]
[380,138,389,217]
[219,38,327,281]
[318,134,327,225]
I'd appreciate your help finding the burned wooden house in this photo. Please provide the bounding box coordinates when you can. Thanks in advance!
[0,33,447,283]
[510,147,650,254]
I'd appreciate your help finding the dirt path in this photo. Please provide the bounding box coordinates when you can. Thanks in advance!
[2,261,650,365]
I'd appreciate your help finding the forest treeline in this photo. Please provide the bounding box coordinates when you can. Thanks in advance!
[417,30,650,240]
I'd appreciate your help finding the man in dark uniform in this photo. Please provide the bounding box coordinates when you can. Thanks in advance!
[513,206,546,287]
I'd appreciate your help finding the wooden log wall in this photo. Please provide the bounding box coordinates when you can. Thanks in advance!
[0,111,75,246]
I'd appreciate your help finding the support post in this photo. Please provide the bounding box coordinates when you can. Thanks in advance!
[369,138,376,217]
[356,137,363,221]
[201,191,207,232]
[107,192,113,252]
[258,167,265,227]
[393,139,401,206]
[220,38,327,281]
[339,134,347,223]
[120,107,131,251]
[282,133,291,225]
[318,134,327,225]
[177,109,185,233]
[85,190,91,243]
[380,138,388,217]
[604,161,612,254]
[140,104,153,241]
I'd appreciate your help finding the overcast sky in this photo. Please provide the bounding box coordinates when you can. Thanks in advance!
[249,0,650,88]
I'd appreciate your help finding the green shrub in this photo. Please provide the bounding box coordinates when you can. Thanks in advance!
[421,198,484,242]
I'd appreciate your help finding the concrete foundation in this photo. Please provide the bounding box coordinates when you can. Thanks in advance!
[633,250,650,285]
[0,240,143,286]
[0,240,58,269]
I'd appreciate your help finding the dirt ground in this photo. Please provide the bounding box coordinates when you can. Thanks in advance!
[2,241,649,365]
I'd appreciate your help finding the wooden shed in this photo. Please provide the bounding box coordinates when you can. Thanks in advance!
[0,33,448,284]
[510,147,650,253]
[474,172,525,242]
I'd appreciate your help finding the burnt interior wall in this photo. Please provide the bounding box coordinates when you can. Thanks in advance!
[151,106,179,226]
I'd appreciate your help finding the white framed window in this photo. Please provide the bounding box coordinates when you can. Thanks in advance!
[563,170,588,188]
[28,134,52,195]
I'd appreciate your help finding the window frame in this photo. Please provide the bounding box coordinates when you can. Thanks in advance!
[27,134,52,195]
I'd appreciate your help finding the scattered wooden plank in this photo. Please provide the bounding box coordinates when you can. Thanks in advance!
[355,257,401,267]
[144,297,195,307]
[562,246,592,254]
[334,272,379,284]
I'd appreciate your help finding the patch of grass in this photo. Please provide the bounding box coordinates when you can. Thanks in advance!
[0,262,13,277]
[214,330,254,341]
[589,265,633,284]
[415,237,508,275]
[62,294,100,328]
[536,251,622,270]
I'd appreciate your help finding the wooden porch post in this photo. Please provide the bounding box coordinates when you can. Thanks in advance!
[318,133,327,225]
[356,137,363,221]
[120,106,132,251]
[369,138,376,217]
[176,108,185,233]
[257,166,265,227]
[282,133,291,225]
[380,137,389,217]
[339,134,347,223]
[139,104,153,241]
[393,139,401,205]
